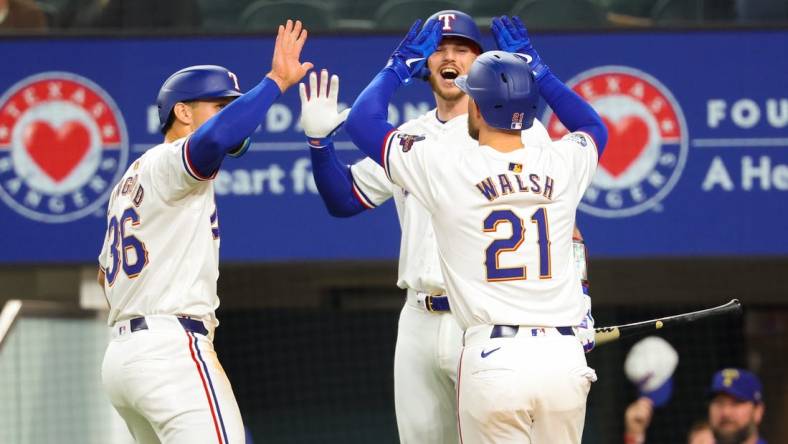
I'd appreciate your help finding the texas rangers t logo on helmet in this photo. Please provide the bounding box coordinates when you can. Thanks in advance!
[0,72,129,223]
[437,13,456,30]
[542,66,689,218]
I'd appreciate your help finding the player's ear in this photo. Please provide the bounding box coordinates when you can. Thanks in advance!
[754,402,765,424]
[172,102,194,127]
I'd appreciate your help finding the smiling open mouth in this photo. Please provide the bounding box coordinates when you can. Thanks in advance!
[440,67,459,80]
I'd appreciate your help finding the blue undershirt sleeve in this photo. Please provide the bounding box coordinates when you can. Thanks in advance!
[309,142,367,217]
[345,69,401,166]
[538,71,608,156]
[187,77,281,177]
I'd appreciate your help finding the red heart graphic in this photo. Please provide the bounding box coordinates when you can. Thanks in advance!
[599,116,649,178]
[23,121,91,182]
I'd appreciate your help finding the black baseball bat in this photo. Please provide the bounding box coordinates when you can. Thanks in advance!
[594,299,742,346]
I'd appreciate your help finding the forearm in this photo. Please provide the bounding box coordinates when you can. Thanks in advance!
[309,142,367,217]
[345,69,400,165]
[538,71,607,154]
[188,77,282,176]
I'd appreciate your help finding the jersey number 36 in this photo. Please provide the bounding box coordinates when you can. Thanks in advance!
[105,207,149,285]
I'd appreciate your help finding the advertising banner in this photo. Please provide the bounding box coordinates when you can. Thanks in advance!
[0,30,785,262]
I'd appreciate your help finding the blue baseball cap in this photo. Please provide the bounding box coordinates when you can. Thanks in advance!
[709,368,763,403]
[643,377,673,407]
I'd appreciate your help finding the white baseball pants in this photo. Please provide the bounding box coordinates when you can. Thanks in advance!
[394,291,464,444]
[102,315,245,444]
[457,325,596,444]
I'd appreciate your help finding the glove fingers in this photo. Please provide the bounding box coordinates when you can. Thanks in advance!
[413,19,430,46]
[298,82,307,105]
[406,19,422,42]
[319,69,329,99]
[491,18,506,48]
[512,16,529,39]
[415,19,439,48]
[429,19,442,47]
[502,15,519,39]
[329,73,339,102]
[308,71,317,100]
[495,16,517,48]
[512,15,526,31]
[491,17,502,34]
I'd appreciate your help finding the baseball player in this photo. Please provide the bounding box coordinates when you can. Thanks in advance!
[300,10,595,443]
[97,20,312,444]
[336,15,607,442]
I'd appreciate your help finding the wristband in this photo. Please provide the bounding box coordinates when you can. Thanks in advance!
[385,58,414,85]
[307,136,332,148]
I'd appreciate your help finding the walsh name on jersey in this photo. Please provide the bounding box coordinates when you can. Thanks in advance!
[475,170,555,202]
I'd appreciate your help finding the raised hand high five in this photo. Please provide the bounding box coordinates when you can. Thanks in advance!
[267,20,314,92]
[386,18,443,85]
[491,16,549,80]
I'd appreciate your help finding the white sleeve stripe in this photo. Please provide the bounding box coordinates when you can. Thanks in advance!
[381,130,398,183]
[181,138,217,181]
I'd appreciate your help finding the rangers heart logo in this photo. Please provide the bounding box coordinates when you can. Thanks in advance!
[0,72,128,223]
[542,66,688,218]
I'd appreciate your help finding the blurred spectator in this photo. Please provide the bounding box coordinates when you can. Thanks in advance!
[77,0,201,30]
[624,367,767,443]
[708,368,766,444]
[687,420,714,444]
[0,0,46,29]
[625,396,655,444]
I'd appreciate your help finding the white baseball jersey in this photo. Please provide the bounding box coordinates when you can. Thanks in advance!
[350,110,551,294]
[98,136,221,327]
[378,128,598,329]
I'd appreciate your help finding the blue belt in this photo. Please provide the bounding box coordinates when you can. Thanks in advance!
[490,325,575,339]
[425,295,451,312]
[129,317,209,336]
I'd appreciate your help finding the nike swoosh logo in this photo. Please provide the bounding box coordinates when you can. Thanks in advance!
[405,57,425,68]
[516,53,534,64]
[480,347,501,358]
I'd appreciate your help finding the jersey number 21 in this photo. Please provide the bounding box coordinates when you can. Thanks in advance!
[484,208,551,281]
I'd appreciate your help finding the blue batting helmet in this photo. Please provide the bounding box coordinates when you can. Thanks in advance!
[454,51,540,131]
[427,10,483,51]
[156,65,243,133]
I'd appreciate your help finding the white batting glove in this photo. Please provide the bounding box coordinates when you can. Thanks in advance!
[576,293,595,353]
[299,69,350,145]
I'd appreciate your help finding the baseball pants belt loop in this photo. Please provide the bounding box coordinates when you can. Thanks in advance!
[127,316,209,336]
